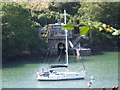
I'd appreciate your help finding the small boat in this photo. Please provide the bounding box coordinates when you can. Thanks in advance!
[36,10,86,81]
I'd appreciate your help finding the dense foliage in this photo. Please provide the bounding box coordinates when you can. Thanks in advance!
[60,2,119,48]
[78,2,120,29]
[63,19,119,48]
[2,2,47,57]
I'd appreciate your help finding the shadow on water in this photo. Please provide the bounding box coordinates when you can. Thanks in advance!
[3,50,118,69]
[2,55,66,69]
[2,52,95,69]
[2,57,45,68]
[91,50,104,56]
[91,48,118,56]
[2,56,85,69]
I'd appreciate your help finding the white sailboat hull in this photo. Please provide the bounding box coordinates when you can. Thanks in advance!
[36,72,85,81]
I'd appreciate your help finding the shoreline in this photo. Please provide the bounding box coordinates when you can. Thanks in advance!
[2,46,119,62]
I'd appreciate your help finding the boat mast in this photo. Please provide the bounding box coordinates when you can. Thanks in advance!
[64,10,68,66]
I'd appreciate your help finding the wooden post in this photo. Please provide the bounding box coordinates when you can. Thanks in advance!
[76,49,80,56]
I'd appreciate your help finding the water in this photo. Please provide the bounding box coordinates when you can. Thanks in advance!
[2,51,118,88]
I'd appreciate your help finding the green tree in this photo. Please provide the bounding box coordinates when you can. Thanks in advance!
[38,14,47,26]
[2,2,46,57]
[49,2,81,15]
[62,19,119,48]
[78,2,120,29]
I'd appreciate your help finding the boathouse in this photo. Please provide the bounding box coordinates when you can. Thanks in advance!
[39,22,91,56]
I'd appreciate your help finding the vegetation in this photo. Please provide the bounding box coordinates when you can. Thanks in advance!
[63,19,119,48]
[78,2,120,29]
[1,1,119,59]
[77,2,119,48]
[2,2,47,58]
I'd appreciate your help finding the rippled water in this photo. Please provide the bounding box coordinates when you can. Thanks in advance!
[2,51,118,88]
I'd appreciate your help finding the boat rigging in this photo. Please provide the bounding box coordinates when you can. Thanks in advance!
[36,10,86,81]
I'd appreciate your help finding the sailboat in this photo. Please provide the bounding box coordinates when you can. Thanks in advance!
[36,10,86,81]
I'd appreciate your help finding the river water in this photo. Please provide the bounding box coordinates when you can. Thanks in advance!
[2,51,118,88]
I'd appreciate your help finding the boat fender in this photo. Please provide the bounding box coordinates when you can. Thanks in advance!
[36,72,40,77]
[36,72,43,77]
[40,74,43,76]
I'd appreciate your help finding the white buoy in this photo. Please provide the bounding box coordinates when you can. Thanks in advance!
[90,76,96,80]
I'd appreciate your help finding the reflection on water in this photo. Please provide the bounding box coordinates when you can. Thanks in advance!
[2,51,118,88]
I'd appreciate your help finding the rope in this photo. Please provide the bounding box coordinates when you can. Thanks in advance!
[40,38,57,69]
[75,57,94,78]
[75,67,83,72]
[46,38,57,66]
[74,56,86,72]
[81,58,86,71]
